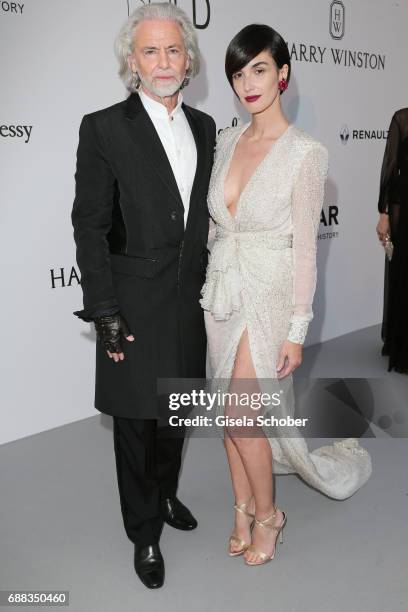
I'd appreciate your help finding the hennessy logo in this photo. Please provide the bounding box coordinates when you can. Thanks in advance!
[330,0,345,40]
[0,124,32,143]
[128,0,211,29]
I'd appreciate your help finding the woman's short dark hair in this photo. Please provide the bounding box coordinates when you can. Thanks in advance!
[225,24,291,93]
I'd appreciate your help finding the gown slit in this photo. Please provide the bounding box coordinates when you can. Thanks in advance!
[231,320,261,377]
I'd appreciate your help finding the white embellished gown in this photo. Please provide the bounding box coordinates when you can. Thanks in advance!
[199,122,372,500]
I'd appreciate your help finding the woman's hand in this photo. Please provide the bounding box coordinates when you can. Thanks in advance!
[276,340,302,379]
[376,213,390,246]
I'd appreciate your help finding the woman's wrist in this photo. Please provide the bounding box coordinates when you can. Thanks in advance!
[287,319,309,345]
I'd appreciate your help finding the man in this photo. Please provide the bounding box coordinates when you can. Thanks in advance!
[71,3,216,589]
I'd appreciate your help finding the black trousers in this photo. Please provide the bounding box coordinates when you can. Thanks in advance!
[113,416,186,546]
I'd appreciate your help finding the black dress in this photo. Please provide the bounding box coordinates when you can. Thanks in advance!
[378,108,408,373]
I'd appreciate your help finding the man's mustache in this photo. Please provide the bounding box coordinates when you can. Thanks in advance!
[153,72,177,77]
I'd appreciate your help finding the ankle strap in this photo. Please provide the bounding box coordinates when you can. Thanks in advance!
[234,496,254,517]
[254,505,279,528]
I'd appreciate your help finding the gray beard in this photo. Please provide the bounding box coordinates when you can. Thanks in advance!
[140,74,183,98]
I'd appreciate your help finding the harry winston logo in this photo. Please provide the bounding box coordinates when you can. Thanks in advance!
[330,1,345,40]
[340,124,349,144]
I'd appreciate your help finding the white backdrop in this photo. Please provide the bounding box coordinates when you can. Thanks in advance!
[1,0,407,445]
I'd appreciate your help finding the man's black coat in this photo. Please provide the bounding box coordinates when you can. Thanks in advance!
[71,92,216,418]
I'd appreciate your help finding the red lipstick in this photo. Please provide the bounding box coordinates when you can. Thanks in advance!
[245,95,261,103]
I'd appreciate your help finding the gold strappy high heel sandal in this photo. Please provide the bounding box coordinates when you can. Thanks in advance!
[228,496,255,557]
[244,504,287,566]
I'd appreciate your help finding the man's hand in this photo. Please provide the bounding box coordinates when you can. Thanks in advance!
[376,213,390,246]
[94,313,134,362]
[276,340,302,379]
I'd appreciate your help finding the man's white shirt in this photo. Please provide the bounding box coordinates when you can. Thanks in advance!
[138,89,197,229]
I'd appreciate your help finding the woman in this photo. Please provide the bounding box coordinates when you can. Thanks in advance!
[200,24,372,566]
[376,108,408,374]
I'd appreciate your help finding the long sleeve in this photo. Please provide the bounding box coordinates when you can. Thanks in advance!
[378,112,401,213]
[287,144,329,344]
[71,114,120,322]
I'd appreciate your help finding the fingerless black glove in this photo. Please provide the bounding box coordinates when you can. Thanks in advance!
[94,312,132,353]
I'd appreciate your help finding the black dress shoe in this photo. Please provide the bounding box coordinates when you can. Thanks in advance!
[134,544,164,589]
[161,496,198,531]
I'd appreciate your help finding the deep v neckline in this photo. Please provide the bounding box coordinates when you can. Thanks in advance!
[223,122,292,222]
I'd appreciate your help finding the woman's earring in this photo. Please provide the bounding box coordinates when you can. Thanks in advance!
[278,77,288,93]
[132,71,141,92]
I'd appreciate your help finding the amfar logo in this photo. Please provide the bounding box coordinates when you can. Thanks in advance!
[128,0,210,29]
[321,205,338,227]
[339,124,388,143]
[0,124,33,143]
[318,204,339,241]
[330,1,345,40]
[1,2,24,14]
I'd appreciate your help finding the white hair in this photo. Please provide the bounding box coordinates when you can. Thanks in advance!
[114,2,200,92]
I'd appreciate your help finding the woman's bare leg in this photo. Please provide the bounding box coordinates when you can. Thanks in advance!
[224,434,255,552]
[225,327,284,563]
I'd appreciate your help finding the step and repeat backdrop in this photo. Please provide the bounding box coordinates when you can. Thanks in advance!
[1,0,407,444]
